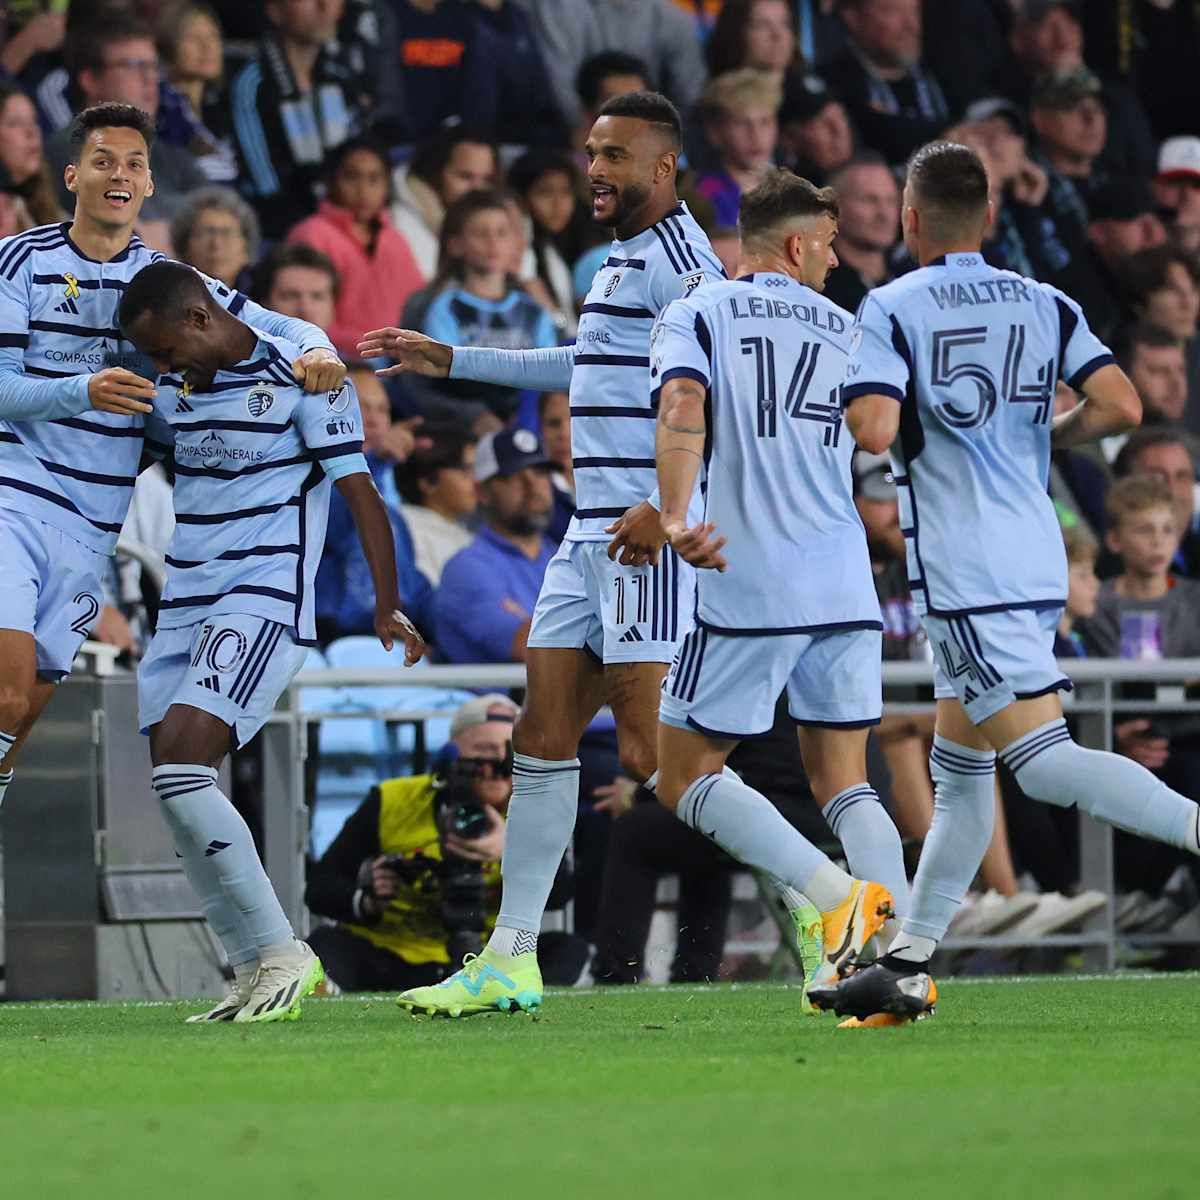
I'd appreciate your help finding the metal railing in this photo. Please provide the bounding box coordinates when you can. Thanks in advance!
[261,657,1200,968]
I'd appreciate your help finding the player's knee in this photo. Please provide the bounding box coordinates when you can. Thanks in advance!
[512,708,578,762]
[0,686,30,733]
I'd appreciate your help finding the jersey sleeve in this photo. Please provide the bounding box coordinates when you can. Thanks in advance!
[646,244,725,313]
[651,295,712,396]
[198,269,336,356]
[294,378,369,481]
[841,293,911,405]
[1044,285,1117,389]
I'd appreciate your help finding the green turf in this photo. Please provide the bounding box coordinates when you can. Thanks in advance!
[2,976,1198,1200]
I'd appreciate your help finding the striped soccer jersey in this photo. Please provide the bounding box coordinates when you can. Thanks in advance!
[150,331,368,643]
[0,221,332,554]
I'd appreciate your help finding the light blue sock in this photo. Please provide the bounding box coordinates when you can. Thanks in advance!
[823,784,909,918]
[1002,718,1200,851]
[152,764,290,957]
[490,753,580,951]
[894,736,996,956]
[677,772,852,909]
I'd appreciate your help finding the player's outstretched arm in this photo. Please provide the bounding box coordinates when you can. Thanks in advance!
[845,394,900,455]
[357,328,453,377]
[334,472,426,665]
[1051,363,1142,449]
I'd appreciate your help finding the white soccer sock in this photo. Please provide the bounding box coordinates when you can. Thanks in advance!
[891,736,997,963]
[0,727,15,811]
[152,765,291,958]
[1002,719,1200,851]
[823,784,909,919]
[487,753,580,958]
[676,773,853,911]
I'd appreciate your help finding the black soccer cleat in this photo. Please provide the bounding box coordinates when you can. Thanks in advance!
[807,960,938,1022]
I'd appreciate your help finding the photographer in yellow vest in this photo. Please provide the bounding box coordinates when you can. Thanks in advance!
[306,694,582,991]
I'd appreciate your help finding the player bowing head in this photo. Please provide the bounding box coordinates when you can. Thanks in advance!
[587,90,684,237]
[738,166,840,292]
[64,103,155,235]
[901,140,993,263]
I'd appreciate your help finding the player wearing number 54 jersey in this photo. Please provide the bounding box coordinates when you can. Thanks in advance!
[812,141,1200,1026]
[651,169,904,1001]
[119,262,425,1024]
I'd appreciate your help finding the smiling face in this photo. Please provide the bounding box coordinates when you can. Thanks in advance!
[586,114,675,231]
[65,125,154,233]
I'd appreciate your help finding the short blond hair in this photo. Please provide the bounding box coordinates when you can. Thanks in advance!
[701,68,783,121]
[1061,520,1098,564]
[1105,474,1175,528]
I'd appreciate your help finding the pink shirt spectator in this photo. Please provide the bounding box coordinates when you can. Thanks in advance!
[287,200,425,356]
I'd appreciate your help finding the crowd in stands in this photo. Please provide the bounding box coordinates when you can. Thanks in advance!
[7,0,1200,973]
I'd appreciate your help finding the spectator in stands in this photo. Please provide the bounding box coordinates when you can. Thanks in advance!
[315,362,434,646]
[1126,249,1200,400]
[1154,137,1200,256]
[230,0,365,239]
[287,138,425,359]
[253,242,339,332]
[416,190,559,423]
[390,128,498,281]
[827,0,951,166]
[397,424,477,585]
[776,74,854,186]
[572,50,649,157]
[0,80,62,226]
[306,693,584,991]
[46,19,207,221]
[157,1,237,184]
[508,149,598,337]
[1114,323,1188,437]
[171,185,259,291]
[707,0,799,80]
[821,152,899,315]
[1055,521,1100,658]
[521,0,706,132]
[434,428,555,664]
[695,69,781,230]
[538,389,574,543]
[1113,430,1200,580]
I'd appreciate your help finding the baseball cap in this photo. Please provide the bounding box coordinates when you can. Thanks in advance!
[1089,176,1156,222]
[472,427,551,483]
[450,693,518,740]
[964,96,1027,138]
[1157,136,1200,183]
[1030,66,1101,110]
[853,451,895,502]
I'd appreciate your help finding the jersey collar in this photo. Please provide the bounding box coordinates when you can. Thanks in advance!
[737,270,814,297]
[612,201,689,250]
[926,252,985,269]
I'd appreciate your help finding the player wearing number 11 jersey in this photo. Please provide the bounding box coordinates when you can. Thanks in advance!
[812,141,1200,1026]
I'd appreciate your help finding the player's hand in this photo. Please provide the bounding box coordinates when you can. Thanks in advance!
[376,604,426,665]
[444,805,505,863]
[357,328,453,378]
[593,776,637,818]
[292,348,346,394]
[380,416,428,464]
[605,500,668,566]
[1115,719,1170,771]
[88,367,156,415]
[666,520,727,571]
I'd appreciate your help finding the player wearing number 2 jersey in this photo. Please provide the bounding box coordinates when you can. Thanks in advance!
[811,141,1200,1027]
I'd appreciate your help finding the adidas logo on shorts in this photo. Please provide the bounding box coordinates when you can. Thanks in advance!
[618,626,644,643]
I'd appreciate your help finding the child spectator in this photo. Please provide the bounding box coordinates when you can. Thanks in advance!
[397,424,478,585]
[1056,522,1101,657]
[391,129,498,280]
[417,190,559,423]
[253,242,339,333]
[172,185,260,291]
[0,80,62,226]
[288,139,425,359]
[1113,430,1200,578]
[695,69,781,230]
[157,2,237,184]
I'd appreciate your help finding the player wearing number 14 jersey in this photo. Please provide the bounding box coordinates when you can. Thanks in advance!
[811,141,1200,1025]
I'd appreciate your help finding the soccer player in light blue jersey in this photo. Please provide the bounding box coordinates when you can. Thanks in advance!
[118,262,425,1023]
[811,141,1200,1025]
[361,92,727,1016]
[0,103,345,819]
[651,168,904,997]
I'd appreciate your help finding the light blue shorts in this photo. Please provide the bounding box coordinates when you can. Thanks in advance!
[659,625,883,739]
[528,538,695,665]
[926,605,1072,725]
[0,508,104,681]
[139,613,308,748]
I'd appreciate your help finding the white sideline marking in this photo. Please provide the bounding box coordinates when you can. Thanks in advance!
[5,971,1198,1011]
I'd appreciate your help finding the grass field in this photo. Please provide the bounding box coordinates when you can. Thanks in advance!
[2,975,1198,1200]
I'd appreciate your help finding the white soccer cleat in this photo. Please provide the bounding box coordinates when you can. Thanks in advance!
[234,941,325,1024]
[185,962,258,1024]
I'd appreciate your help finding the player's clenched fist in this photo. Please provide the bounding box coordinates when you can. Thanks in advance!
[291,347,346,393]
[356,327,453,378]
[376,605,426,665]
[88,366,156,415]
[664,520,727,572]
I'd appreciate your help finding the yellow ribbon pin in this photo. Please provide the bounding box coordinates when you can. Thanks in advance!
[63,272,80,300]
[179,378,192,398]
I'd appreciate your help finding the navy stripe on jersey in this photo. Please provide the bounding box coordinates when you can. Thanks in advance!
[574,354,650,368]
[31,274,128,291]
[160,584,297,610]
[52,416,142,438]
[0,227,67,275]
[0,333,28,348]
[572,457,655,469]
[573,506,626,519]
[579,303,655,319]
[28,319,121,339]
[174,497,300,524]
[166,544,301,569]
[173,418,293,434]
[1,230,68,280]
[604,257,645,270]
[0,476,122,531]
[570,405,655,419]
[42,460,137,487]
